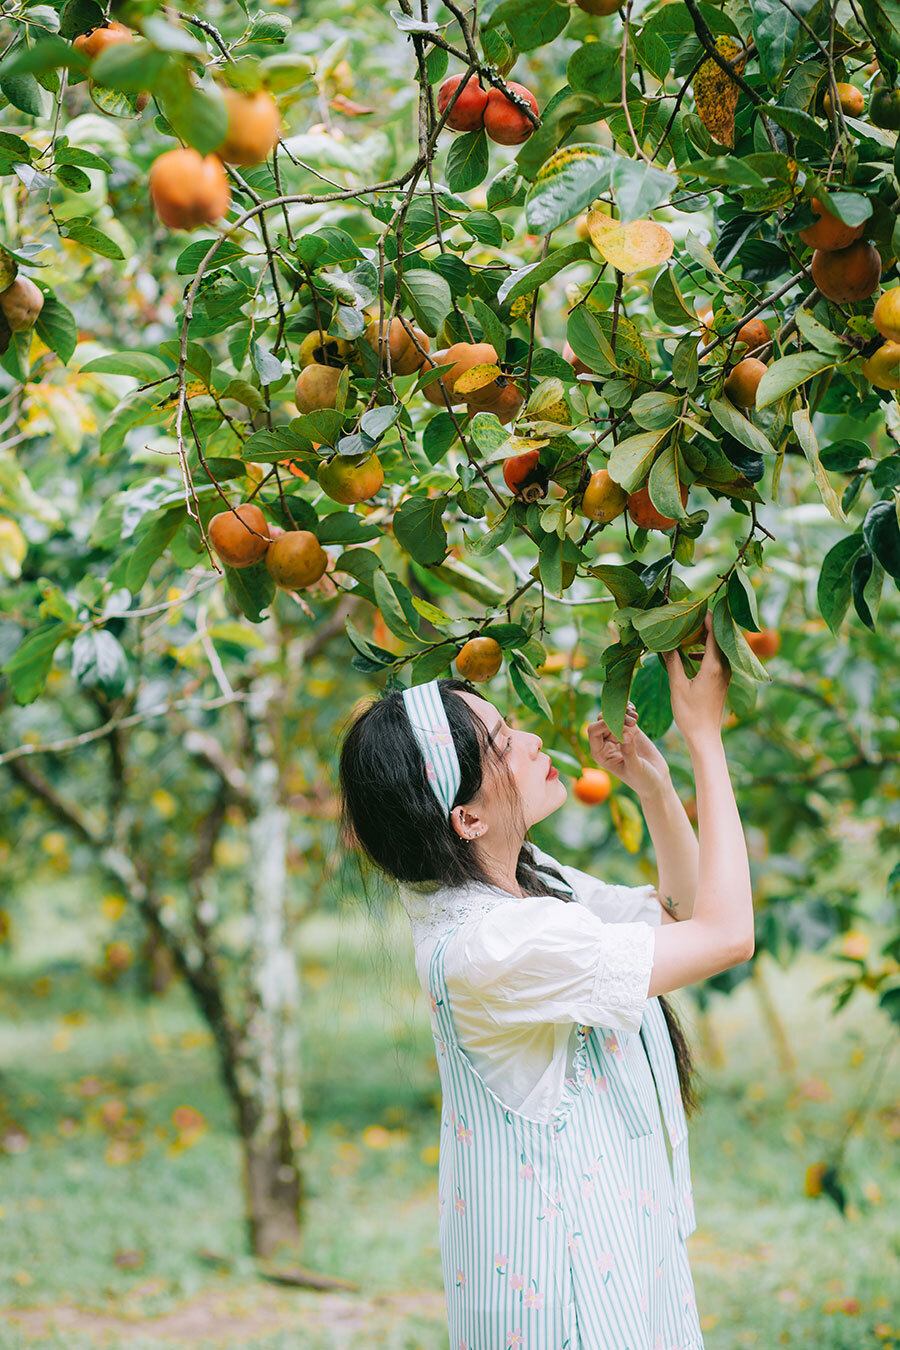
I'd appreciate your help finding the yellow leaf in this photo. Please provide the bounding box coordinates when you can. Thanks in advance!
[586,216,674,273]
[693,36,746,149]
[0,518,27,579]
[454,363,501,394]
[609,793,644,853]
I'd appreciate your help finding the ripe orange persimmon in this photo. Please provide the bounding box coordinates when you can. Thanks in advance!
[811,240,881,303]
[480,381,524,425]
[364,316,430,375]
[798,197,865,251]
[483,83,539,145]
[735,318,770,351]
[73,21,133,58]
[861,340,900,389]
[421,350,459,407]
[563,339,590,376]
[209,503,270,568]
[503,449,543,499]
[215,87,281,166]
[573,767,611,805]
[823,82,864,118]
[724,357,767,409]
[455,636,503,682]
[441,342,498,398]
[627,481,688,531]
[317,451,383,504]
[264,530,328,589]
[148,149,230,231]
[743,628,780,658]
[872,286,900,341]
[580,468,627,523]
[437,74,487,132]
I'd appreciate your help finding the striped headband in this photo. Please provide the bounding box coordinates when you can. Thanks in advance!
[402,679,462,815]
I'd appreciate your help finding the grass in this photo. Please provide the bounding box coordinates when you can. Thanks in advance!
[0,900,899,1348]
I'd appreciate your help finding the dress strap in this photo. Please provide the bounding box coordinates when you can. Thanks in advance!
[640,997,696,1238]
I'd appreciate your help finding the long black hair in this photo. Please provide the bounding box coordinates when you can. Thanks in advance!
[338,676,701,1118]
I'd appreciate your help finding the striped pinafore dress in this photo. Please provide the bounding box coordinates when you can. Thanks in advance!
[427,914,705,1349]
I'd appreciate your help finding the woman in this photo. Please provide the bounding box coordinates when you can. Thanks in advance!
[338,611,753,1349]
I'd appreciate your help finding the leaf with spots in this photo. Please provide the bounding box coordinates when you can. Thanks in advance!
[692,36,746,149]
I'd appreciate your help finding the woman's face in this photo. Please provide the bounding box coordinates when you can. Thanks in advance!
[456,691,568,834]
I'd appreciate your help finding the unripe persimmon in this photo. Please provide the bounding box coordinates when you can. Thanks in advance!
[798,197,865,251]
[735,318,770,351]
[73,21,133,59]
[869,86,900,129]
[573,767,611,805]
[743,627,780,658]
[364,316,430,375]
[483,83,539,145]
[265,530,328,589]
[455,635,503,682]
[215,87,281,166]
[209,503,270,568]
[861,340,900,388]
[503,448,543,498]
[823,82,864,118]
[724,357,767,409]
[627,481,688,531]
[317,451,383,504]
[580,468,627,523]
[149,149,230,231]
[297,331,352,368]
[810,240,881,303]
[437,74,487,132]
[294,364,342,412]
[0,277,43,332]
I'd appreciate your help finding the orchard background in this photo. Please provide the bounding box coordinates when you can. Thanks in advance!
[0,0,899,1344]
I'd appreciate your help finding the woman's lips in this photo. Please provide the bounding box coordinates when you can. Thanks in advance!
[546,763,559,780]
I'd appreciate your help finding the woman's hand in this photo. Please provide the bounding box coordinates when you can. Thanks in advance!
[661,610,731,748]
[586,701,672,799]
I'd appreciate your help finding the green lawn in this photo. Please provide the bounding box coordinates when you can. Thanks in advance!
[1,903,898,1349]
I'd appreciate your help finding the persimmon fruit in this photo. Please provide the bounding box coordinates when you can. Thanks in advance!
[483,83,539,144]
[148,149,230,230]
[580,468,627,523]
[317,451,383,504]
[478,381,524,425]
[868,86,900,129]
[73,21,133,58]
[455,636,503,682]
[810,240,881,303]
[872,286,900,341]
[0,277,43,331]
[364,316,430,375]
[294,364,342,412]
[265,530,328,589]
[563,339,590,375]
[421,351,460,407]
[743,628,780,658]
[627,481,688,531]
[861,340,900,388]
[297,331,352,368]
[798,197,864,251]
[441,342,498,398]
[823,82,864,118]
[735,318,770,351]
[724,357,767,409]
[575,0,622,11]
[573,768,611,805]
[209,503,270,568]
[503,449,543,499]
[215,87,281,165]
[437,74,488,132]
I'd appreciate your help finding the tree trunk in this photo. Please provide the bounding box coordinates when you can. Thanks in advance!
[235,722,305,1258]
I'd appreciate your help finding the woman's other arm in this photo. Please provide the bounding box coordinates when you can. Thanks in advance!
[639,778,699,924]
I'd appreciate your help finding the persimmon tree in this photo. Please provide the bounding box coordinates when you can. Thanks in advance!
[0,0,899,1252]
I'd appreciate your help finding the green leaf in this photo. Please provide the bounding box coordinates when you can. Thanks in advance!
[0,69,50,116]
[607,431,667,493]
[373,568,423,641]
[566,42,621,100]
[465,507,515,556]
[755,352,835,409]
[80,351,173,381]
[412,643,457,680]
[791,408,846,523]
[648,441,689,520]
[709,397,776,457]
[90,41,167,90]
[34,292,77,365]
[862,499,900,580]
[793,308,846,356]
[821,190,874,227]
[489,0,568,50]
[224,560,275,623]
[752,0,819,88]
[0,35,88,76]
[1,621,77,704]
[600,642,641,741]
[763,103,828,147]
[70,629,128,697]
[393,495,449,565]
[175,239,246,275]
[157,67,228,156]
[631,392,682,431]
[446,129,489,193]
[126,509,182,592]
[525,144,615,234]
[63,220,125,259]
[497,240,591,305]
[589,564,648,607]
[610,157,676,224]
[726,567,760,631]
[850,550,880,631]
[632,596,709,651]
[651,268,695,326]
[399,268,452,338]
[711,595,771,681]
[672,335,699,391]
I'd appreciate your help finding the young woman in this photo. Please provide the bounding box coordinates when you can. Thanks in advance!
[338,611,753,1350]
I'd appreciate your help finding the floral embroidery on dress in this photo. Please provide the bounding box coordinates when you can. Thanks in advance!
[595,1251,616,1281]
[454,1186,466,1213]
[506,1330,523,1348]
[518,1151,535,1181]
[523,1285,545,1310]
[494,1251,509,1273]
[603,1031,624,1059]
[456,1269,466,1288]
[510,1273,525,1291]
[455,1117,473,1146]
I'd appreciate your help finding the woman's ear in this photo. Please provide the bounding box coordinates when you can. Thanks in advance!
[450,805,486,842]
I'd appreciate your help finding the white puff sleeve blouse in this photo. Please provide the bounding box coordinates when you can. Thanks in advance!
[401,845,662,1123]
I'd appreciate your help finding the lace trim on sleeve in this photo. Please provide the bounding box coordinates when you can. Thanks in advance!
[589,920,655,1032]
